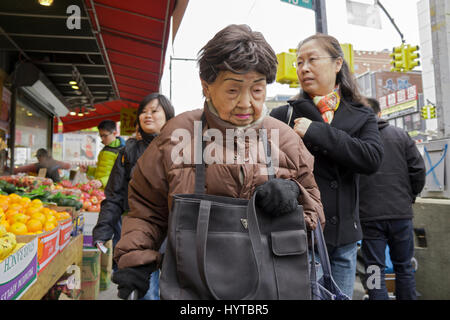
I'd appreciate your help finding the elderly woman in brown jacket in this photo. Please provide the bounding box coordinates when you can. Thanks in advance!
[112,24,325,300]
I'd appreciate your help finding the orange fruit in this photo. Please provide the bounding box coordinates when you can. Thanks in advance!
[56,211,71,221]
[9,222,28,235]
[25,206,40,217]
[8,193,22,203]
[30,199,43,208]
[43,222,56,232]
[5,209,19,219]
[45,214,57,225]
[8,203,23,212]
[19,197,31,207]
[9,213,30,224]
[26,219,43,233]
[0,219,10,231]
[31,212,47,225]
[40,207,51,215]
[0,199,9,211]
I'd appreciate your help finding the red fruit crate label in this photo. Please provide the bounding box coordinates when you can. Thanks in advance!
[59,219,73,252]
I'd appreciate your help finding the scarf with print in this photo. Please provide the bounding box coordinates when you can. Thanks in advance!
[312,86,341,123]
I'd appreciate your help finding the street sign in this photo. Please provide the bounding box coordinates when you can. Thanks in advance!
[280,0,313,10]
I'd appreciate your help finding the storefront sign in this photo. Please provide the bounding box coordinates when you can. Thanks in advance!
[379,85,417,110]
[120,108,137,136]
[381,99,418,119]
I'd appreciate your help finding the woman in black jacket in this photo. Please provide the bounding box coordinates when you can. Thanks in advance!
[92,92,175,299]
[270,33,384,298]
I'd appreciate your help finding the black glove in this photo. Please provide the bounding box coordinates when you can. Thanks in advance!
[112,264,155,299]
[255,179,300,217]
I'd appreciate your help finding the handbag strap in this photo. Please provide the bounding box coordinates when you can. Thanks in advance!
[285,104,294,127]
[196,192,263,300]
[195,112,274,194]
[310,223,333,287]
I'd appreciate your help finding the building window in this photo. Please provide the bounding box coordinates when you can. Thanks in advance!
[14,91,52,166]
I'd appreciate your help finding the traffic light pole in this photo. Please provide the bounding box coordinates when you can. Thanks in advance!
[314,0,328,34]
[375,0,405,43]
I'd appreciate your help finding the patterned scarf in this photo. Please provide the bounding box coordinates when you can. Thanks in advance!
[312,86,341,123]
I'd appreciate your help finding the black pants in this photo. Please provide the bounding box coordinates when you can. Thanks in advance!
[361,219,416,300]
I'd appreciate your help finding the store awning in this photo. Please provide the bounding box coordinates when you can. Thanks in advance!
[56,99,137,133]
[0,0,188,133]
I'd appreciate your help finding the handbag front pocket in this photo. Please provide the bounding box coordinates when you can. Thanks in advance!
[271,229,310,299]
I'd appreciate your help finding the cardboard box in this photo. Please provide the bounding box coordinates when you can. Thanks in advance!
[80,278,100,300]
[58,218,73,252]
[17,225,60,274]
[82,248,100,282]
[0,237,38,300]
[81,248,100,300]
[100,240,112,291]
[82,211,99,247]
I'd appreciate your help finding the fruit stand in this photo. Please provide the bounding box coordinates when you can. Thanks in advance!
[0,175,106,300]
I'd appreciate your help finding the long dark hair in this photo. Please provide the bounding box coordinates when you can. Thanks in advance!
[297,33,364,105]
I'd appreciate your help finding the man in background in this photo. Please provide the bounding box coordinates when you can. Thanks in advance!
[80,120,125,188]
[359,98,426,300]
[14,148,71,182]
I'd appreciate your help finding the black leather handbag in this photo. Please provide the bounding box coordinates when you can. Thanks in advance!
[159,116,311,300]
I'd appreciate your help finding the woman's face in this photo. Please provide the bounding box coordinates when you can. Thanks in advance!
[202,70,267,126]
[139,99,167,134]
[296,39,343,97]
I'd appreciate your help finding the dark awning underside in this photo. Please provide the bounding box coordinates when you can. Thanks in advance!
[0,0,183,132]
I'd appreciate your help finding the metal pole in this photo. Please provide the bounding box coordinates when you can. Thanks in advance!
[314,0,328,34]
[169,57,196,102]
[169,56,172,101]
[375,0,405,43]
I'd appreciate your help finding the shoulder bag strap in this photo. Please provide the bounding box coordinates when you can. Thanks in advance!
[260,126,275,181]
[313,223,333,287]
[286,105,294,127]
[194,113,207,194]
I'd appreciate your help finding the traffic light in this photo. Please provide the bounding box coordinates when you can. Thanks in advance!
[404,45,420,71]
[390,44,406,72]
[429,105,436,119]
[421,105,436,119]
[276,49,298,86]
[421,105,429,119]
[340,43,354,73]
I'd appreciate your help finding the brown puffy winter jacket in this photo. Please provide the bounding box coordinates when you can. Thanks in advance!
[114,106,325,269]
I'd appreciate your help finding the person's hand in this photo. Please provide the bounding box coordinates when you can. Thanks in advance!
[79,164,87,173]
[293,118,312,138]
[112,264,155,299]
[255,179,301,217]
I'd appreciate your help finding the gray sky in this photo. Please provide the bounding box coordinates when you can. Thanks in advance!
[160,0,421,115]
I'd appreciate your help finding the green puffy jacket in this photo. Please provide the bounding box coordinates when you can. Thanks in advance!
[87,137,125,187]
